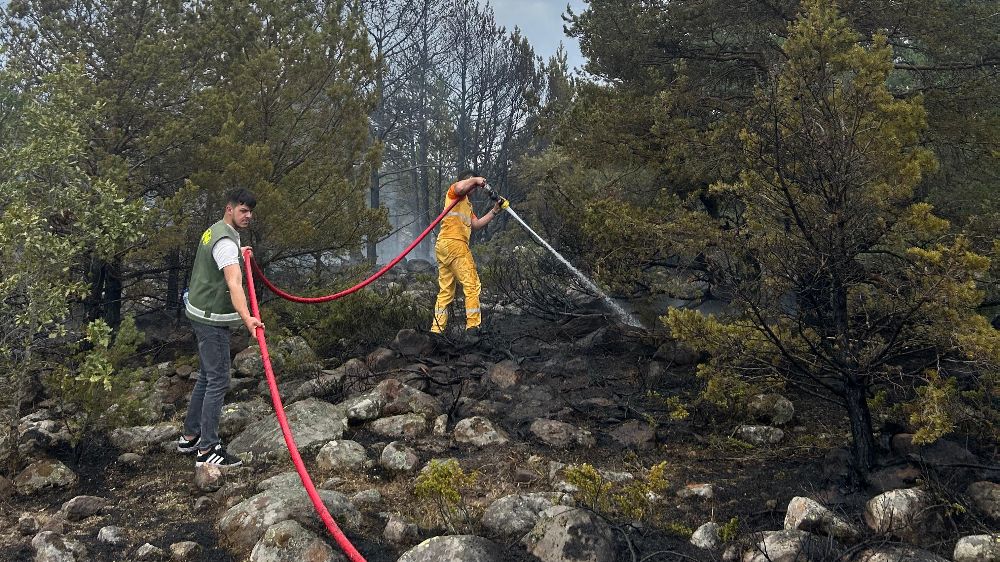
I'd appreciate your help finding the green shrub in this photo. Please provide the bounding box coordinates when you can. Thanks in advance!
[413,458,480,533]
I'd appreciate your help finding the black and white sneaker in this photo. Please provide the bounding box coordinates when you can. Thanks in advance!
[177,434,200,454]
[195,444,243,468]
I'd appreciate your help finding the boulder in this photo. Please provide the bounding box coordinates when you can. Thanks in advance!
[530,418,596,448]
[316,440,371,473]
[524,506,616,562]
[383,513,420,545]
[97,526,127,545]
[367,347,400,372]
[391,329,433,357]
[453,416,510,447]
[272,336,321,376]
[609,421,656,450]
[677,483,718,500]
[967,481,1000,521]
[169,541,201,560]
[217,482,360,553]
[110,422,181,453]
[853,546,949,562]
[953,535,1000,562]
[369,413,428,439]
[228,398,347,458]
[59,495,109,521]
[869,464,922,493]
[0,475,13,499]
[691,522,722,550]
[32,531,87,562]
[480,492,574,537]
[349,489,382,509]
[736,425,785,446]
[219,400,271,439]
[194,464,224,493]
[483,360,520,389]
[18,514,40,535]
[397,535,504,562]
[380,441,419,473]
[864,488,941,544]
[135,543,166,560]
[748,394,795,426]
[14,459,78,495]
[741,530,837,562]
[234,345,282,378]
[248,520,345,562]
[784,496,860,542]
[289,361,358,403]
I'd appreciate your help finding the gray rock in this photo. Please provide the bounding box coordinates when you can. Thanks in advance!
[406,259,434,273]
[433,414,448,436]
[194,464,224,492]
[169,541,201,560]
[954,535,1000,562]
[234,345,277,377]
[524,506,615,562]
[967,481,1000,521]
[97,526,127,545]
[741,530,838,562]
[736,425,785,446]
[391,329,433,357]
[677,483,718,500]
[383,513,420,545]
[219,400,270,439]
[481,492,574,537]
[483,360,520,389]
[59,495,108,521]
[228,398,347,458]
[609,420,655,450]
[453,416,510,447]
[864,488,941,544]
[249,520,345,562]
[14,459,78,495]
[272,336,321,376]
[110,422,181,453]
[117,452,143,465]
[748,394,795,426]
[316,440,370,472]
[349,489,382,508]
[32,531,87,562]
[136,543,166,560]
[217,484,360,553]
[397,535,504,562]
[854,546,949,562]
[869,464,922,493]
[289,362,356,403]
[379,378,444,419]
[784,496,860,542]
[380,441,419,473]
[691,522,722,550]
[18,513,40,535]
[891,434,979,466]
[369,413,428,439]
[530,419,596,448]
[367,347,400,372]
[257,472,304,492]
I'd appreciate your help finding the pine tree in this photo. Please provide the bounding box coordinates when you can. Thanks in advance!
[665,0,998,478]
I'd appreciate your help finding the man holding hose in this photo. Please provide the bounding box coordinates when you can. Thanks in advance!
[430,170,506,338]
[177,188,264,468]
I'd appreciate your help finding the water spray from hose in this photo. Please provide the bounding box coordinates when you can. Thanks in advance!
[483,184,643,328]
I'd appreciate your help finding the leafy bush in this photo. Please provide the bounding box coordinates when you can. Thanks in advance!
[413,458,480,533]
[564,462,669,523]
[46,316,148,448]
[264,287,430,360]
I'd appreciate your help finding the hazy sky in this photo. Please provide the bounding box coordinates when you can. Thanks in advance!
[484,0,588,72]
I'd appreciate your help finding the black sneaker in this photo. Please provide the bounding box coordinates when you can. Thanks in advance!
[177,434,200,454]
[195,444,243,468]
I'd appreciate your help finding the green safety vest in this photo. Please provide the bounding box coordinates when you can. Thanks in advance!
[185,220,243,327]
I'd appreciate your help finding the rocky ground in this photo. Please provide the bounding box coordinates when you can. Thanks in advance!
[2,298,999,562]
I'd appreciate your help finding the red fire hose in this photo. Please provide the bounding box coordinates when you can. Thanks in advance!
[241,196,463,561]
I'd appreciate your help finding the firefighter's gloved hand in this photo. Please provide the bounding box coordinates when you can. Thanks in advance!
[492,197,509,213]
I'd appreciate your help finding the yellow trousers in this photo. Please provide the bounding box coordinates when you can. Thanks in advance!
[431,239,481,332]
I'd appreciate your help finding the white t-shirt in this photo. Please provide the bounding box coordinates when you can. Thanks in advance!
[212,237,240,270]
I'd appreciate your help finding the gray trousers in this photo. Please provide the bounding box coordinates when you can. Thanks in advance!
[183,321,231,450]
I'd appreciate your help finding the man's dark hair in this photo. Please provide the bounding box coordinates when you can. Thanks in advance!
[226,188,257,210]
[457,169,478,181]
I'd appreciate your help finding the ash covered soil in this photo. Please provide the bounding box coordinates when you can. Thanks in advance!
[2,308,996,562]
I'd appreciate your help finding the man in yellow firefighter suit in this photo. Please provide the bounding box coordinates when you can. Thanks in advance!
[430,170,505,336]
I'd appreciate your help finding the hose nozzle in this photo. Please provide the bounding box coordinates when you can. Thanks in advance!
[482,182,501,202]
